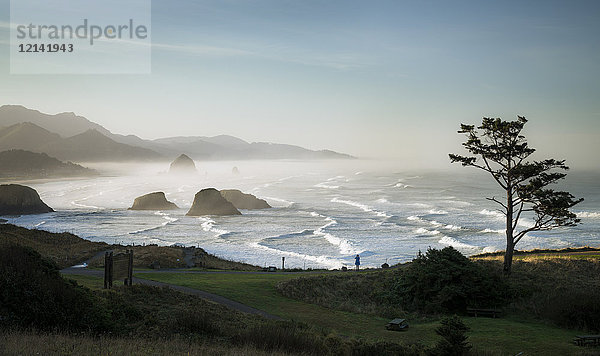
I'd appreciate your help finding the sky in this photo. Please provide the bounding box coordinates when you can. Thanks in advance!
[0,0,599,168]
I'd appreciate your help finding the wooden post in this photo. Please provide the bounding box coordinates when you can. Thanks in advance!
[108,252,113,289]
[123,249,128,286]
[128,249,134,286]
[104,251,109,289]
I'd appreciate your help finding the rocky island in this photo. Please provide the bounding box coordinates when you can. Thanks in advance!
[129,192,179,211]
[0,184,54,215]
[220,189,271,209]
[169,154,196,174]
[186,188,241,216]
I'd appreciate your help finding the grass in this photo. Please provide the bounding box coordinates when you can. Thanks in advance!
[0,330,297,356]
[134,271,591,355]
[64,274,105,290]
[476,253,600,261]
[0,224,108,269]
[473,246,600,260]
[0,223,259,270]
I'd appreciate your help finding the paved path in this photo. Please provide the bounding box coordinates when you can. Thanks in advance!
[61,266,282,320]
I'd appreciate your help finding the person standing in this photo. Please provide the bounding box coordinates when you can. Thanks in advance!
[354,254,360,271]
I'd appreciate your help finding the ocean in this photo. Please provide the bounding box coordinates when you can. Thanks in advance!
[4,160,599,269]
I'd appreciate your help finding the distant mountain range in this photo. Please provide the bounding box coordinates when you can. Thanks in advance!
[0,149,96,179]
[0,122,161,162]
[0,105,353,162]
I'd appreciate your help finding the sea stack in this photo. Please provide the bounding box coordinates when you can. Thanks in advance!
[129,192,178,210]
[169,154,196,174]
[232,166,240,175]
[0,184,54,215]
[186,188,241,216]
[220,189,271,210]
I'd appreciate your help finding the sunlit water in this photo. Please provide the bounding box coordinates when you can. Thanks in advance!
[4,160,599,269]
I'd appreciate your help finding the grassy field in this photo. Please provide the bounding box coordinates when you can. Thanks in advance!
[135,271,591,355]
[0,331,297,356]
[65,274,106,290]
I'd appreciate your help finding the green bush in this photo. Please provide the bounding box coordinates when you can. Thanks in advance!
[393,247,507,313]
[0,244,110,332]
[429,315,471,356]
[505,258,600,332]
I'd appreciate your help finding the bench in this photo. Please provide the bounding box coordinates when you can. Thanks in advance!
[466,308,502,318]
[574,335,600,347]
[386,318,409,331]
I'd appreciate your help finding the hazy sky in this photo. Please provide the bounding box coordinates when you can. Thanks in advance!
[1,0,599,168]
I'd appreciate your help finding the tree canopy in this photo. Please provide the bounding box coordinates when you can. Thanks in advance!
[449,116,583,274]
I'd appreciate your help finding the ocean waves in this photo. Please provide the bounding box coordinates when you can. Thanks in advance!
[577,211,600,219]
[129,211,179,235]
[198,217,230,237]
[331,197,391,218]
[8,163,598,270]
[268,211,360,256]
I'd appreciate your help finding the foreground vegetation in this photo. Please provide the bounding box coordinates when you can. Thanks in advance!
[277,248,600,333]
[0,331,296,356]
[0,243,425,355]
[137,265,594,355]
[0,223,258,270]
[2,224,600,355]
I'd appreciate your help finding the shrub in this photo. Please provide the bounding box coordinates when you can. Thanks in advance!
[393,247,507,313]
[234,320,327,354]
[429,315,471,356]
[504,258,600,332]
[0,244,110,332]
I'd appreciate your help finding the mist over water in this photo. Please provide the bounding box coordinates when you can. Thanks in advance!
[5,160,600,269]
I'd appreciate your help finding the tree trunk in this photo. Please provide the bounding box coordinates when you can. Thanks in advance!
[503,238,514,275]
[503,184,514,276]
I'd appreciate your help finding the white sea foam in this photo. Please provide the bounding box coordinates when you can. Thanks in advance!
[71,200,102,210]
[314,182,340,189]
[263,196,295,207]
[480,209,504,219]
[198,217,230,237]
[482,246,500,253]
[577,211,600,219]
[444,224,462,231]
[313,217,358,255]
[482,228,505,234]
[428,209,448,215]
[480,209,534,228]
[414,227,440,235]
[327,175,346,181]
[251,241,342,269]
[440,200,473,207]
[129,212,179,234]
[331,197,391,218]
[439,236,477,249]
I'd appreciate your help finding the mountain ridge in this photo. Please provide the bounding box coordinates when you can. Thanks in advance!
[0,105,355,161]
